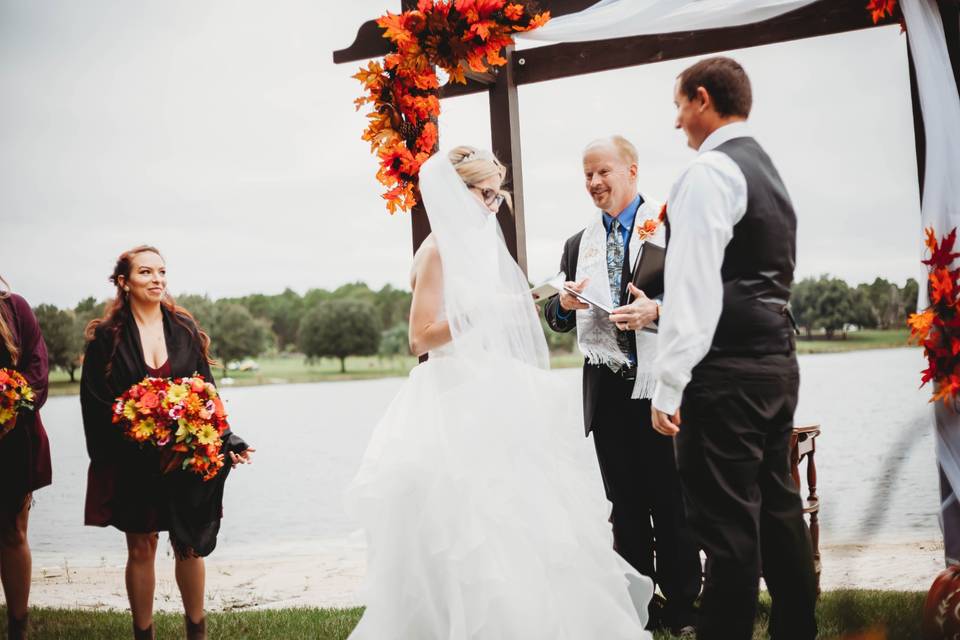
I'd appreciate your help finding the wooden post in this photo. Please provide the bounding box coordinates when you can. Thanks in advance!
[489,45,528,275]
[907,44,926,202]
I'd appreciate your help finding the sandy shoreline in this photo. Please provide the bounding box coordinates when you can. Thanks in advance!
[27,539,942,612]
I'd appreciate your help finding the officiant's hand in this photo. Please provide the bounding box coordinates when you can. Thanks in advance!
[610,284,658,331]
[559,278,591,311]
[651,407,681,437]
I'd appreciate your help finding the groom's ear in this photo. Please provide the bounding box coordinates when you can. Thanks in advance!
[695,86,712,113]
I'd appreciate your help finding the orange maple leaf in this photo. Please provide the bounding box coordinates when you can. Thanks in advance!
[527,11,550,30]
[931,268,955,305]
[926,226,939,252]
[504,4,524,21]
[377,12,414,46]
[932,374,960,405]
[470,19,496,40]
[908,309,936,343]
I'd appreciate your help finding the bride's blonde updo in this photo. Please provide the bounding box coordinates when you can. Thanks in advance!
[447,145,511,209]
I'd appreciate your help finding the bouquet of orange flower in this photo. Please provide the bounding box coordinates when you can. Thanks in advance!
[0,368,35,440]
[113,375,229,481]
[909,228,960,406]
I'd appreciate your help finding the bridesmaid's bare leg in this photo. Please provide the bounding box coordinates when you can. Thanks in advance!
[125,532,158,630]
[174,551,205,625]
[0,495,32,619]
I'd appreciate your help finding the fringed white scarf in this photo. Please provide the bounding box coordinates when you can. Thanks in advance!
[574,197,664,400]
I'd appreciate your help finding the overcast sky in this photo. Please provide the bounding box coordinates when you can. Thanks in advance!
[1,1,922,308]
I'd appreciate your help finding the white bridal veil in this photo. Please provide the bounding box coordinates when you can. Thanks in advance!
[418,152,550,370]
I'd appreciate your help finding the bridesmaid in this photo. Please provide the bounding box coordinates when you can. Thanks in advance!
[80,246,253,640]
[0,278,51,640]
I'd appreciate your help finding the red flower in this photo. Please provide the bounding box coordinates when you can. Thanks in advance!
[866,0,897,24]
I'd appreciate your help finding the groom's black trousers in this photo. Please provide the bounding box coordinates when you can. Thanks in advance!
[676,353,817,640]
[590,366,702,628]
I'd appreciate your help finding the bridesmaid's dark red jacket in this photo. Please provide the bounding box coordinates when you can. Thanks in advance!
[0,293,52,514]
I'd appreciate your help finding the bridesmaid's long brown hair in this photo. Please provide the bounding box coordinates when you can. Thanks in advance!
[0,276,19,365]
[85,246,214,376]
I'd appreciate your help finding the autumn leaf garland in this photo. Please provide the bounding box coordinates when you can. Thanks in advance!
[354,0,550,214]
[909,228,960,407]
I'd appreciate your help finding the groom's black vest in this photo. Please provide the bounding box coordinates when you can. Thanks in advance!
[709,137,796,356]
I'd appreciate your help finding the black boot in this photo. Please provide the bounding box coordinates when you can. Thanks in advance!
[185,614,206,640]
[7,611,28,640]
[132,622,154,640]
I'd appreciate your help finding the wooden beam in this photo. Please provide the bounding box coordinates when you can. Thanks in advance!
[512,0,882,86]
[488,45,528,275]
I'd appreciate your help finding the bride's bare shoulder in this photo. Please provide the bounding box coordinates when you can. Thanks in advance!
[410,234,440,288]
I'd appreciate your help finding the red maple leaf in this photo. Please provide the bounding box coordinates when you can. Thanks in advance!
[924,228,960,268]
[866,0,897,24]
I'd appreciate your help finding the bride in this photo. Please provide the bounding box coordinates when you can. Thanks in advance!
[345,146,653,639]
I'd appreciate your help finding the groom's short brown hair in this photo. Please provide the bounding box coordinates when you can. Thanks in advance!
[678,56,752,118]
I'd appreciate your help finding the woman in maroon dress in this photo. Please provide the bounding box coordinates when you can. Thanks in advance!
[0,277,51,640]
[81,246,253,640]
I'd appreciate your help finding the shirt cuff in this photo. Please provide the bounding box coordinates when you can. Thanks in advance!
[652,380,684,415]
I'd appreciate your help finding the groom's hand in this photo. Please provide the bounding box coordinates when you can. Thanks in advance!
[651,406,681,437]
[610,283,658,331]
[560,277,591,311]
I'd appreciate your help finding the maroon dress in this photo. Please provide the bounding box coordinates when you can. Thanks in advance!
[0,293,52,515]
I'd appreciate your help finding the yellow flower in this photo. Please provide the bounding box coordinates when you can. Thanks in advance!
[166,384,188,404]
[196,424,219,446]
[0,408,13,424]
[175,419,191,442]
[133,417,156,440]
[123,400,138,421]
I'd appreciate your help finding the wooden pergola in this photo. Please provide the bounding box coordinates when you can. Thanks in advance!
[335,0,960,274]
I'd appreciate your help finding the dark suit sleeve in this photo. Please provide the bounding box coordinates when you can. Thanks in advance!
[544,237,577,334]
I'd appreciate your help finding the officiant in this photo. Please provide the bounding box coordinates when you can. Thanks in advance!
[544,136,701,634]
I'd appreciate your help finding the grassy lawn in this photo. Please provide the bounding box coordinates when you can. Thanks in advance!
[796,329,912,355]
[46,330,914,397]
[0,590,927,639]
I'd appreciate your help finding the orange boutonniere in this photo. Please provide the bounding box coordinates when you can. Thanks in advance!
[636,218,660,242]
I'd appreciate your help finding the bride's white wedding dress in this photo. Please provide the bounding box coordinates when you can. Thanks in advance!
[345,154,653,639]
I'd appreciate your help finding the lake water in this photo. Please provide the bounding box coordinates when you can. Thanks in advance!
[27,348,937,568]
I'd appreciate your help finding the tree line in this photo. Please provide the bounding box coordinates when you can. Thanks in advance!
[791,276,918,339]
[32,275,918,381]
[34,283,413,379]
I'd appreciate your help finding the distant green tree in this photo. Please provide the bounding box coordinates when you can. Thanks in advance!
[378,322,410,360]
[902,278,920,318]
[299,299,381,373]
[35,304,84,381]
[373,284,412,330]
[174,293,216,333]
[790,278,817,338]
[209,302,273,374]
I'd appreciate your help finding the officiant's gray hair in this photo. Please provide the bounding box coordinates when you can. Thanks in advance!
[583,135,638,167]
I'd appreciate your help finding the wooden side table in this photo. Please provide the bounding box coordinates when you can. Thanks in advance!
[791,423,821,593]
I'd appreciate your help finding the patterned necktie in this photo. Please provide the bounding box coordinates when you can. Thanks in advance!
[606,219,632,368]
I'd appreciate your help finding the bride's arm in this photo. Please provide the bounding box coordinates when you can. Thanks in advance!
[408,244,452,357]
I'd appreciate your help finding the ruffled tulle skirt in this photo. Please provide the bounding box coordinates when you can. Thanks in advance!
[346,353,652,639]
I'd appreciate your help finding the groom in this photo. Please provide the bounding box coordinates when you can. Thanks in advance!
[651,57,818,640]
[544,136,701,635]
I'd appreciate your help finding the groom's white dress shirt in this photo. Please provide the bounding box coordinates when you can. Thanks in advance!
[652,121,753,415]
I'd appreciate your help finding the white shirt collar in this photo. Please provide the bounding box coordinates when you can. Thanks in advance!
[698,121,752,154]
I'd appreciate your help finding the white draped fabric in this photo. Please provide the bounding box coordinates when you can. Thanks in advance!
[522,0,960,563]
[900,0,960,566]
[519,0,818,41]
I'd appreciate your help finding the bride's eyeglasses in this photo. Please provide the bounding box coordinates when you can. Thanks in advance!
[468,185,505,209]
